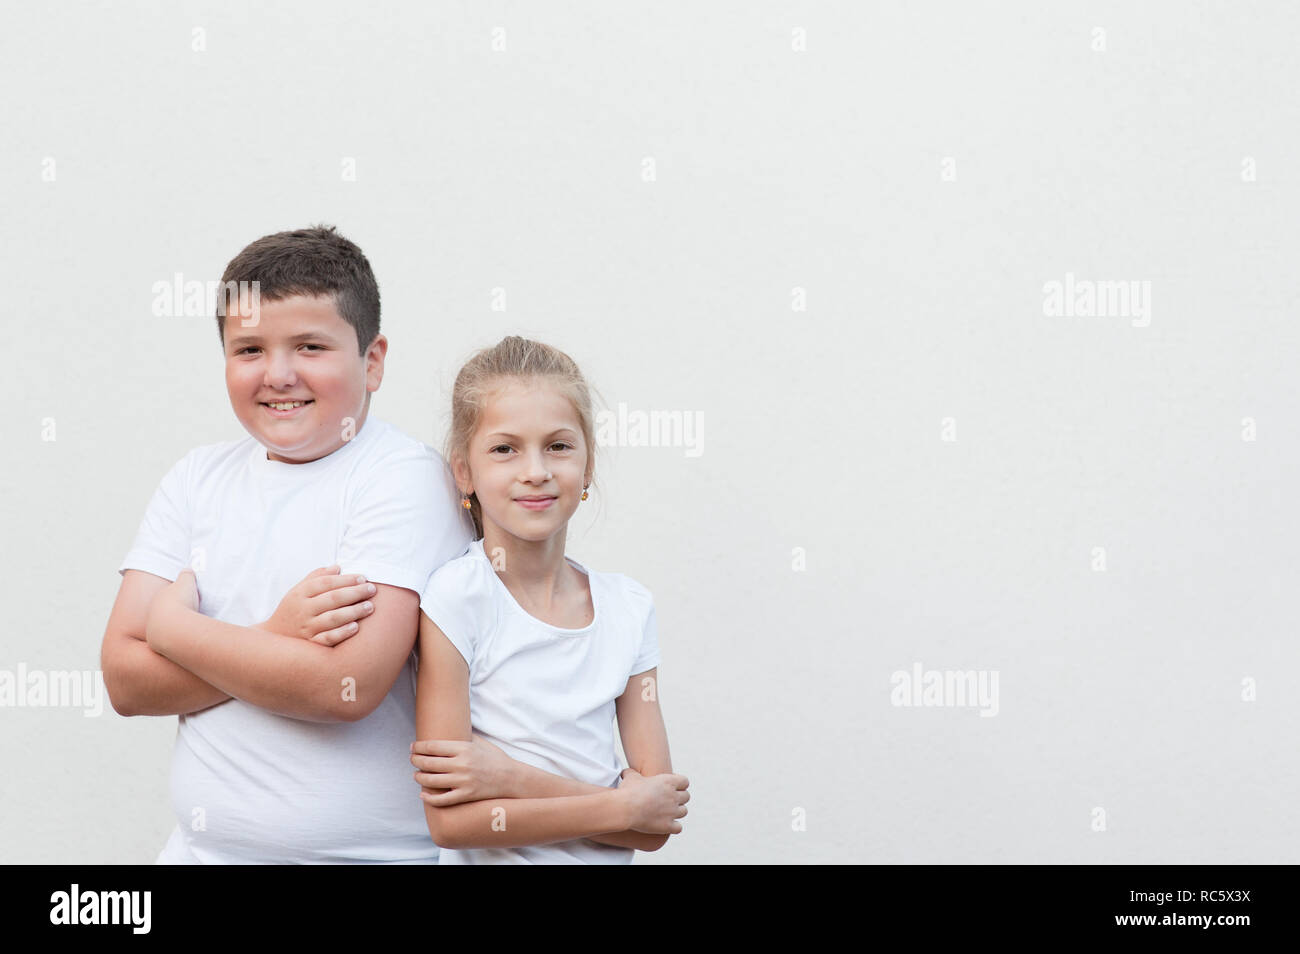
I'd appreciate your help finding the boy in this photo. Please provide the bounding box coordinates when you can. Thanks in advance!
[100,225,472,863]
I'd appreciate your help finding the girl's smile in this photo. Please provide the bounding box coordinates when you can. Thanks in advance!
[515,495,557,511]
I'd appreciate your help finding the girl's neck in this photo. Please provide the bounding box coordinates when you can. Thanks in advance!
[480,525,574,594]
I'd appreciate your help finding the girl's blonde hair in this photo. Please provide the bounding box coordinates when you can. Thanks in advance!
[447,336,599,540]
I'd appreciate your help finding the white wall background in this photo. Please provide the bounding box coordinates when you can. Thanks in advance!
[1,1,1297,864]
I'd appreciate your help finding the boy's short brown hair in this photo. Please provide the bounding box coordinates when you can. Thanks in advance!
[216,225,380,355]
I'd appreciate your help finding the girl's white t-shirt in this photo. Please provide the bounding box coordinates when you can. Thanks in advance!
[419,538,661,865]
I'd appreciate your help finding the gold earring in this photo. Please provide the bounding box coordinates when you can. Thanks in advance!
[581,485,589,501]
[461,493,472,510]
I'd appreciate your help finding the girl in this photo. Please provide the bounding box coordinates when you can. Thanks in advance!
[410,336,689,863]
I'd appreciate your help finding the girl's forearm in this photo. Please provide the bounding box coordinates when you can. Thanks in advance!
[511,760,608,798]
[428,788,631,849]
[505,763,668,850]
[586,830,669,850]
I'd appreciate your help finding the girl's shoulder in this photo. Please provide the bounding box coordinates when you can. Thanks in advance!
[420,541,500,651]
[424,540,494,598]
[600,570,651,601]
[588,569,659,667]
[586,566,654,622]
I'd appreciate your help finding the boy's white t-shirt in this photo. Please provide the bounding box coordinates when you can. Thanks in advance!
[118,414,473,864]
[419,538,661,865]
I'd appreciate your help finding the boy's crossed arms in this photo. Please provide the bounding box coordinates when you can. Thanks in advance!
[101,565,398,720]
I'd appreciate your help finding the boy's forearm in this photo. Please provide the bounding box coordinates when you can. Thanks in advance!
[103,631,231,716]
[147,603,354,722]
[430,789,632,850]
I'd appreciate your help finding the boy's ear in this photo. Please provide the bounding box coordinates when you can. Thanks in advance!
[364,334,388,393]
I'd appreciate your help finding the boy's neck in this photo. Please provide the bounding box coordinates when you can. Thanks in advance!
[264,408,374,463]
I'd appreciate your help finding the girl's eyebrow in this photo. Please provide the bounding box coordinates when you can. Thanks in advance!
[484,428,579,441]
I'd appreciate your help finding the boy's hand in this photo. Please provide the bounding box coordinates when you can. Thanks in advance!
[616,769,690,834]
[144,569,200,651]
[412,734,519,805]
[260,565,378,646]
[167,568,200,612]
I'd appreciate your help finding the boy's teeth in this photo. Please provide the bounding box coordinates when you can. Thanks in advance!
[267,401,308,410]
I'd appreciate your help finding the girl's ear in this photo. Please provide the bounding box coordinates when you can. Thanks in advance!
[450,452,472,494]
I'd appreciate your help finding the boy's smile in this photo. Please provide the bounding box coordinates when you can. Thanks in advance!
[223,294,386,463]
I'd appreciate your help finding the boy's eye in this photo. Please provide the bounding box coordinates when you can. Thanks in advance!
[234,345,322,355]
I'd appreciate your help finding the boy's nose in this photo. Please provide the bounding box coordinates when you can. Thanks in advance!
[264,352,299,386]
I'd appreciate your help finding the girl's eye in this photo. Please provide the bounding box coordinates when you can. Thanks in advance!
[490,445,513,454]
[549,442,573,452]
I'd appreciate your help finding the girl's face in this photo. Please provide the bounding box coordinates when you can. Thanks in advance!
[457,377,591,544]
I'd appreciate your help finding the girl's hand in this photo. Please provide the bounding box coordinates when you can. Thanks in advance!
[261,565,377,646]
[617,768,690,834]
[412,734,519,806]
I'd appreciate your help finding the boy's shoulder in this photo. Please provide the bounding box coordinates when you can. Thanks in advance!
[338,417,449,477]
[340,423,462,528]
[353,416,429,454]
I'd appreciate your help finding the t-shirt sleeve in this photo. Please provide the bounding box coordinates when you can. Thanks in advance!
[118,452,193,581]
[419,559,485,670]
[336,445,474,594]
[625,578,661,677]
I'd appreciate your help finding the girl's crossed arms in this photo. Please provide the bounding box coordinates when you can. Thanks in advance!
[413,612,689,854]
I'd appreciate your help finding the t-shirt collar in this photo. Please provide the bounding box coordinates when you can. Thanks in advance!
[248,413,382,479]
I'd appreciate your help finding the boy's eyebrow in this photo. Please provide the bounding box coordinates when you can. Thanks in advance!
[226,331,340,348]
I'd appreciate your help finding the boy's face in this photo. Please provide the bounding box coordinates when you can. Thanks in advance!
[223,294,386,464]
[456,378,592,545]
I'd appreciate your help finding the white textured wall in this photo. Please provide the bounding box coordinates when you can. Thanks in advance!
[1,1,1296,864]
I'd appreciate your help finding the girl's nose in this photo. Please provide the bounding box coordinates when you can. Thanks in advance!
[521,450,552,482]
